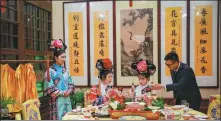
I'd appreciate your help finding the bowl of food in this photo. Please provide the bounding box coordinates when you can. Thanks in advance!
[148,106,160,110]
[172,105,185,110]
[109,110,160,119]
[194,115,209,119]
[174,111,182,120]
[182,114,191,120]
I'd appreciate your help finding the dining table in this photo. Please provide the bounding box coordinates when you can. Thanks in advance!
[62,108,209,120]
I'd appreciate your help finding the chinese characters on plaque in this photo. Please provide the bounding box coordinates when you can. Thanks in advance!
[68,12,84,76]
[194,5,212,76]
[94,11,110,76]
[165,7,182,76]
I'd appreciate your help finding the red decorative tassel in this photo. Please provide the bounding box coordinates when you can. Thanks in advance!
[129,0,133,7]
[46,59,50,81]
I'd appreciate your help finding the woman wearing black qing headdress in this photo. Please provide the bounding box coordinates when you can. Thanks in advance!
[43,39,75,120]
[91,58,114,106]
[129,59,157,100]
[96,58,114,95]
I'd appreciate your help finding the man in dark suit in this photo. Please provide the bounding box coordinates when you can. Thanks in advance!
[153,52,202,110]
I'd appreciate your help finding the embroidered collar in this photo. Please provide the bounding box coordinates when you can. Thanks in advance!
[52,63,66,73]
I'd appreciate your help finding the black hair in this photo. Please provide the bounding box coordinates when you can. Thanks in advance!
[131,59,156,79]
[96,58,113,80]
[53,50,65,62]
[138,72,150,78]
[164,52,179,62]
[48,39,67,62]
[99,70,113,81]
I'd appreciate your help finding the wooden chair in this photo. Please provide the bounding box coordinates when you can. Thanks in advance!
[207,95,220,120]
[21,99,41,120]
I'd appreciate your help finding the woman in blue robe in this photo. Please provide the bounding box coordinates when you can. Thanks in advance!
[44,39,75,120]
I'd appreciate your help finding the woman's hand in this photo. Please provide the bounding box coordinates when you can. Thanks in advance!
[128,89,135,98]
[50,90,60,98]
[136,96,143,101]
[64,90,71,97]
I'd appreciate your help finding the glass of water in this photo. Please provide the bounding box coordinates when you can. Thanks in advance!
[181,100,187,106]
[183,102,189,114]
[76,103,82,112]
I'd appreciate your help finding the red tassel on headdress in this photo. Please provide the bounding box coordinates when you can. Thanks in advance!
[46,58,50,82]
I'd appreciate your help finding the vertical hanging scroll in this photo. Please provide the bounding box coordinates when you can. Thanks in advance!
[90,1,114,85]
[94,11,109,76]
[68,12,84,76]
[165,7,183,76]
[161,1,187,85]
[194,5,212,76]
[116,1,158,86]
[190,1,218,87]
[64,2,88,86]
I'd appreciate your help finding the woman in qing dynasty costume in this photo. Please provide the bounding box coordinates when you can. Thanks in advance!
[44,39,75,120]
[129,59,157,101]
[91,58,114,106]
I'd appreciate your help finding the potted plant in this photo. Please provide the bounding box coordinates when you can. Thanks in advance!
[0,97,16,117]
[70,89,86,108]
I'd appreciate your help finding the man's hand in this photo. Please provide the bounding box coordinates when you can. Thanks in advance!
[152,84,164,90]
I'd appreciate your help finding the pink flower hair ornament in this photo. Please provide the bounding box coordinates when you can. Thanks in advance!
[48,39,67,51]
[137,60,148,72]
[131,59,156,75]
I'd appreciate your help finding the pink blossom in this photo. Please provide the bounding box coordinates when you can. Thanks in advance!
[137,61,147,72]
[51,39,63,48]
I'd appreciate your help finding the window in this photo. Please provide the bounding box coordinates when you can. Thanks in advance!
[25,55,52,76]
[0,0,52,72]
[0,0,18,49]
[0,54,19,69]
[24,2,51,51]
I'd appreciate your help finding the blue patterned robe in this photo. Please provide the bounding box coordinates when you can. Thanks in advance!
[44,64,75,120]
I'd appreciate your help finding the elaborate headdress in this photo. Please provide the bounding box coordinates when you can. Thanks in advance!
[131,59,156,77]
[48,39,67,52]
[96,58,113,79]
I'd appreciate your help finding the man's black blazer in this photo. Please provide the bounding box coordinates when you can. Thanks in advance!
[166,62,202,110]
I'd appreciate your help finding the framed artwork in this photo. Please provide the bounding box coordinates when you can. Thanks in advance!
[160,1,188,85]
[115,1,158,86]
[63,2,89,86]
[189,1,219,87]
[89,1,114,86]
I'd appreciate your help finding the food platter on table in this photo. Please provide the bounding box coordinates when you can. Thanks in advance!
[89,104,110,118]
[125,102,146,106]
[194,115,209,119]
[148,106,161,110]
[171,105,185,110]
[91,112,110,118]
[63,115,95,120]
[119,116,146,120]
